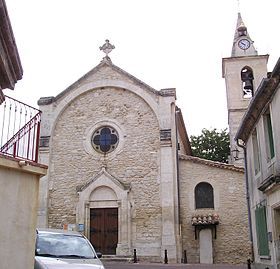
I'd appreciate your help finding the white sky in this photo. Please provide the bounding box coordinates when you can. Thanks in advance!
[4,0,280,135]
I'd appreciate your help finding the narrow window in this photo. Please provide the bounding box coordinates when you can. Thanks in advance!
[252,129,261,175]
[241,67,254,98]
[195,182,214,209]
[255,204,269,256]
[263,109,275,160]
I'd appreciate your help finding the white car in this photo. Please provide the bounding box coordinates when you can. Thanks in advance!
[35,228,105,269]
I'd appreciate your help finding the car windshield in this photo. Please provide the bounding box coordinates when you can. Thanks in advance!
[36,232,96,259]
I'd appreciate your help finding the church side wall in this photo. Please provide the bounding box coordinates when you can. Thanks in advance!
[179,159,251,264]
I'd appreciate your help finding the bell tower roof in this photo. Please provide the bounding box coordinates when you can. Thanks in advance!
[231,13,258,57]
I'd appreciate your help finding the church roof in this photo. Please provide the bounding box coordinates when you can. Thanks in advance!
[176,107,192,155]
[38,56,173,105]
[179,154,244,173]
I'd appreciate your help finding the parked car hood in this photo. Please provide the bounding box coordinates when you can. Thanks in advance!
[35,256,104,269]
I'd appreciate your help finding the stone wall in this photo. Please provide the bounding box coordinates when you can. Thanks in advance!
[48,86,162,248]
[179,156,251,264]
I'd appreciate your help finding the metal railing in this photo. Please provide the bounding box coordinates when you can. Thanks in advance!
[0,95,41,162]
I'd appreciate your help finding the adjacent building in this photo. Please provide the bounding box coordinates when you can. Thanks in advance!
[0,1,47,269]
[222,12,280,269]
[235,59,280,269]
[0,0,22,103]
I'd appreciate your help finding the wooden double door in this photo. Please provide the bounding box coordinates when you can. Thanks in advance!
[90,208,118,255]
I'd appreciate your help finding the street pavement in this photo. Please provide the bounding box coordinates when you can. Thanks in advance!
[103,261,248,269]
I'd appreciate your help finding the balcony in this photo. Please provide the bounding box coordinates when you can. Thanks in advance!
[0,95,41,163]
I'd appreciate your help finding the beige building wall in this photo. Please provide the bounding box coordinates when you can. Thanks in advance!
[0,156,47,269]
[244,83,280,269]
[179,155,251,264]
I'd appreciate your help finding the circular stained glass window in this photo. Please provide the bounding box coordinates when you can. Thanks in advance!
[91,126,119,154]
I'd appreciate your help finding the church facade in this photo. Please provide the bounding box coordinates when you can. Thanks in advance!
[37,15,255,264]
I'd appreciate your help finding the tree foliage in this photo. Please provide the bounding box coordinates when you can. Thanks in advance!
[190,128,230,163]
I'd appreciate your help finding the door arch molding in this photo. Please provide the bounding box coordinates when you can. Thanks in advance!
[76,167,131,255]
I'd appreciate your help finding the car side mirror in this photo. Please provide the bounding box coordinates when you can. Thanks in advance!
[96,252,102,258]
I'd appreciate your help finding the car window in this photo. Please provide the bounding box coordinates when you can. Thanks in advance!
[36,233,96,259]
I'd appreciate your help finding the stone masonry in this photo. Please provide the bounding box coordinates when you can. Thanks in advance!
[38,59,180,262]
[179,155,251,264]
[38,57,251,264]
[48,86,161,239]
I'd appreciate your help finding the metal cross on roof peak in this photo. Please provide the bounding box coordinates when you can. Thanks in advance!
[99,39,115,56]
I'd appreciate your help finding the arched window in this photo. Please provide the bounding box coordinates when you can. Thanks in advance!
[195,182,214,209]
[241,66,254,99]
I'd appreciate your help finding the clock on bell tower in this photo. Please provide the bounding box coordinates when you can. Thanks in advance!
[222,12,269,165]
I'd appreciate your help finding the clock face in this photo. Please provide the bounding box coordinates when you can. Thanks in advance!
[238,39,250,50]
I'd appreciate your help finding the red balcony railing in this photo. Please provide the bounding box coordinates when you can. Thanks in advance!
[0,95,41,162]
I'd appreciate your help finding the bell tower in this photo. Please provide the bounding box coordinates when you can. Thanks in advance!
[222,13,269,165]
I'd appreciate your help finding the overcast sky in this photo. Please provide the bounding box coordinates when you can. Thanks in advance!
[4,0,280,135]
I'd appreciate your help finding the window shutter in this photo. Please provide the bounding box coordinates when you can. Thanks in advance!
[266,114,275,158]
[255,205,269,256]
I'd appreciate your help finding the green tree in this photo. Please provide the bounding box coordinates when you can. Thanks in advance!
[190,128,230,163]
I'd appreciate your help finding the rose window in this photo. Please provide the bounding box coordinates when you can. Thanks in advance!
[91,126,119,154]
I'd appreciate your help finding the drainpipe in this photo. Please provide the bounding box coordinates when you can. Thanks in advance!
[236,139,254,262]
[175,108,182,262]
[175,109,181,225]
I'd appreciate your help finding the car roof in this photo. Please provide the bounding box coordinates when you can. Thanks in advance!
[36,228,83,237]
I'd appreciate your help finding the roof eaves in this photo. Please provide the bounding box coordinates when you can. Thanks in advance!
[38,59,162,106]
[110,62,159,95]
[0,0,23,90]
[37,60,109,106]
[176,107,192,155]
[179,154,244,173]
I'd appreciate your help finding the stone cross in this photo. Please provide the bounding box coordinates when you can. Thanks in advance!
[99,39,115,56]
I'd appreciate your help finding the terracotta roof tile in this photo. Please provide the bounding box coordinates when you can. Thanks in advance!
[179,154,244,173]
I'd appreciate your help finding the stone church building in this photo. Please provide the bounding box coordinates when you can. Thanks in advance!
[36,13,262,264]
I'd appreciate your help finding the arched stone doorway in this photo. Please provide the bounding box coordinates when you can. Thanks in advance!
[89,186,119,254]
[76,168,131,256]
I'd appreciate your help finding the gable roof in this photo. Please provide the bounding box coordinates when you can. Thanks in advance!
[235,57,280,142]
[179,154,244,173]
[38,57,170,105]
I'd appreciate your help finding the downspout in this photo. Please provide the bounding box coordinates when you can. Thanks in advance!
[236,139,254,262]
[175,109,182,262]
[175,110,181,224]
